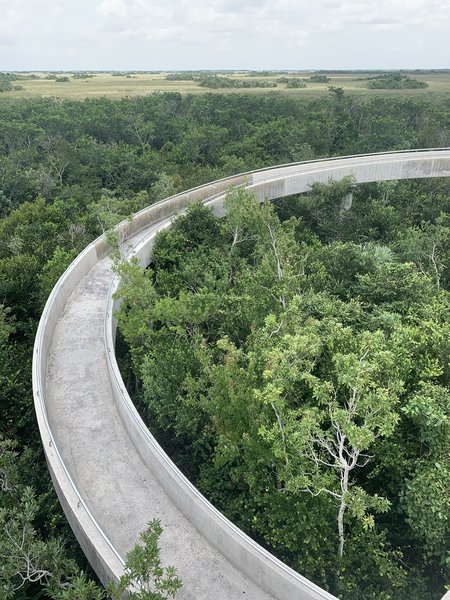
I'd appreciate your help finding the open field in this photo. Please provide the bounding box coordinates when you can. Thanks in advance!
[4,71,450,100]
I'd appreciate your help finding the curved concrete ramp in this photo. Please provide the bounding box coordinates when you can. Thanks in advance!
[33,150,450,600]
[46,254,277,600]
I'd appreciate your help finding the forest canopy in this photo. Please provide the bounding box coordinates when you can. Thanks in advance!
[114,179,450,599]
[0,89,448,599]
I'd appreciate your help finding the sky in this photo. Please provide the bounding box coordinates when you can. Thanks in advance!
[1,0,450,71]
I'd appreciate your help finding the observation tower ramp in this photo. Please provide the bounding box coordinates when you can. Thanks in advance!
[33,150,450,600]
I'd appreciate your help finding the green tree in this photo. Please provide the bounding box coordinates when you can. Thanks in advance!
[109,520,182,600]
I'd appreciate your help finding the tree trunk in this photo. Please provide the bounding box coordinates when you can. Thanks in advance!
[337,500,346,558]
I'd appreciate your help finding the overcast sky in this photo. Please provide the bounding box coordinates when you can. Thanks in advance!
[1,0,449,71]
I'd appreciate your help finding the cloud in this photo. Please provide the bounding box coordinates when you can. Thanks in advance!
[0,0,449,70]
[339,0,449,28]
[85,0,450,50]
[0,33,14,46]
[215,0,270,17]
[0,1,26,36]
[97,0,128,19]
[362,17,401,25]
[152,26,188,41]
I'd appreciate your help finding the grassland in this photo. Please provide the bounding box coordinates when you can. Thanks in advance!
[4,71,450,100]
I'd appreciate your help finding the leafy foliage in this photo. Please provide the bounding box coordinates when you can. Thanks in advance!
[116,181,450,598]
[0,91,449,598]
[108,520,182,600]
[197,76,277,89]
[367,74,428,89]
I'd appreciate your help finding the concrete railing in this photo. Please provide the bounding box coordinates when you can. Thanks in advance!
[33,149,450,600]
[32,240,125,584]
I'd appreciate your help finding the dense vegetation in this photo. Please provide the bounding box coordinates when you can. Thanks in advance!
[367,74,428,89]
[0,89,449,598]
[0,73,15,92]
[166,73,280,88]
[309,75,331,83]
[115,179,450,599]
[285,78,307,88]
[197,75,277,88]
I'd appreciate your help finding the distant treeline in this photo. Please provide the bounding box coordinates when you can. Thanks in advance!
[367,73,428,89]
[197,75,277,88]
[166,73,332,89]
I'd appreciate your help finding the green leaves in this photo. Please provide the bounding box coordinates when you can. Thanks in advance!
[402,383,449,435]
[0,455,79,599]
[114,180,450,596]
[402,462,450,556]
[56,574,106,600]
[48,520,183,600]
[108,520,182,600]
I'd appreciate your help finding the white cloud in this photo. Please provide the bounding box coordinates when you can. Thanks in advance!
[0,1,26,36]
[0,0,449,69]
[97,0,128,19]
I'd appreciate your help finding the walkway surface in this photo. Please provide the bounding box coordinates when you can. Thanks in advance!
[45,253,275,600]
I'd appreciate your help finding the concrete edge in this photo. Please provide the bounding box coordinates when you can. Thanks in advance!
[32,241,125,586]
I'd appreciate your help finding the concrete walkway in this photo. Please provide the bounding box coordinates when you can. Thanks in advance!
[45,255,275,600]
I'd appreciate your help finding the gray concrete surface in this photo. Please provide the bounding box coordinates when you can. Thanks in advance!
[46,257,277,600]
[33,150,450,600]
